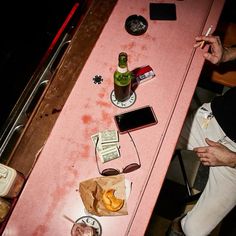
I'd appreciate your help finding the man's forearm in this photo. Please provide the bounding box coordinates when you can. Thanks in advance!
[222,47,236,63]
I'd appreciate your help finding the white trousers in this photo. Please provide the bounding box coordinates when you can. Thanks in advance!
[177,103,236,236]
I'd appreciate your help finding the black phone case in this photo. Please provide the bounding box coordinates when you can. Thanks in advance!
[114,106,158,133]
[149,3,177,20]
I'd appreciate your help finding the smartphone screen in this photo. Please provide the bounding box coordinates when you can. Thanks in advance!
[114,106,158,133]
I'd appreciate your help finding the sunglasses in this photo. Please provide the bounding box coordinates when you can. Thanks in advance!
[95,131,141,176]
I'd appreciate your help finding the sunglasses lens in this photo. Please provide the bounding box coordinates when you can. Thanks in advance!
[123,163,141,173]
[102,168,120,176]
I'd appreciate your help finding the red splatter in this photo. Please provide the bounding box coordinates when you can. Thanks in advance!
[109,66,114,73]
[81,115,92,124]
[68,167,79,177]
[90,127,99,135]
[144,33,156,42]
[128,41,136,49]
[32,163,81,235]
[121,41,136,50]
[98,92,105,99]
[140,7,147,14]
[96,100,111,108]
[83,127,92,140]
[79,144,90,157]
[33,225,49,235]
[101,110,113,125]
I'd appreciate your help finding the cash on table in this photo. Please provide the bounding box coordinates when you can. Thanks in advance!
[91,130,120,163]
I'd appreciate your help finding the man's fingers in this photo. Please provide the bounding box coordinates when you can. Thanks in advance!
[195,35,219,44]
[193,146,208,153]
[199,155,214,166]
[194,42,202,48]
[202,52,220,64]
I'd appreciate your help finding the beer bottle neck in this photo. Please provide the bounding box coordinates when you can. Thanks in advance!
[117,65,128,73]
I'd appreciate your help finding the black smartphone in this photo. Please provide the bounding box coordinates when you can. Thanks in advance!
[149,3,177,20]
[114,106,158,133]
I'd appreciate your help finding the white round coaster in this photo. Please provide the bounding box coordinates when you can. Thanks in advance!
[110,90,136,108]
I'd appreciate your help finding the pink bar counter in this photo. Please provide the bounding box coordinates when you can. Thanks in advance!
[3,0,225,235]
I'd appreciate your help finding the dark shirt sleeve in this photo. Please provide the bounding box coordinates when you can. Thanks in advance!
[211,87,236,142]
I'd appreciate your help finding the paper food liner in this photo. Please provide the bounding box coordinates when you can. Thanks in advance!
[79,174,128,216]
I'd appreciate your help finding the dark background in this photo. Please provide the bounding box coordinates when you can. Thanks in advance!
[0,0,80,131]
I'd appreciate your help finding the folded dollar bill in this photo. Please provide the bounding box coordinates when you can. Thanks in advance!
[99,146,120,163]
[91,130,120,163]
[99,130,119,144]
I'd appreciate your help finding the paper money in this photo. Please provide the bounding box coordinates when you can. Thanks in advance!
[91,133,119,151]
[99,130,119,144]
[101,142,120,150]
[99,146,120,163]
[91,130,120,163]
[91,133,103,152]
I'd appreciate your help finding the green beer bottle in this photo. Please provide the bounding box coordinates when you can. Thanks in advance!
[114,52,132,102]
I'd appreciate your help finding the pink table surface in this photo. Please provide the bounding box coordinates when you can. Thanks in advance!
[3,0,225,235]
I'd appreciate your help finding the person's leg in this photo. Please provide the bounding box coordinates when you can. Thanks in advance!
[177,103,222,150]
[175,103,236,235]
[181,166,236,236]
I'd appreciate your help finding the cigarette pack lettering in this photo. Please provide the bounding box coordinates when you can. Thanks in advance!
[132,65,155,84]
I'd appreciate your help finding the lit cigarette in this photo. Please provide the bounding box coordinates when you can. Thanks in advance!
[200,25,213,48]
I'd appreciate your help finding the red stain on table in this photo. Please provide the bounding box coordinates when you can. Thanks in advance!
[96,100,111,108]
[33,225,49,235]
[101,110,113,125]
[140,7,147,14]
[98,92,105,99]
[144,33,156,42]
[81,115,92,124]
[79,144,90,157]
[121,41,136,50]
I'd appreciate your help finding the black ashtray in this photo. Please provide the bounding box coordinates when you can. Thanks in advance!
[125,15,148,36]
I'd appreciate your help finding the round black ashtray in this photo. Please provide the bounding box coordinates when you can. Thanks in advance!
[125,15,148,36]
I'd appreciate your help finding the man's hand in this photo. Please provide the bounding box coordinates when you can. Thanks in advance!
[193,138,236,168]
[194,35,224,64]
